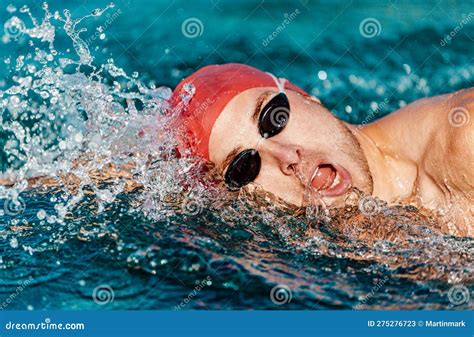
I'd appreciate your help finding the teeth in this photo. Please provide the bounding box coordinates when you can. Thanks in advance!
[329,172,340,189]
[310,166,320,182]
[310,166,340,191]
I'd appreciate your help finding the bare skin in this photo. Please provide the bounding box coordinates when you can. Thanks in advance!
[350,88,473,236]
[209,87,473,237]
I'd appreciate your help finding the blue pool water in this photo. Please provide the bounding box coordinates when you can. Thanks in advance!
[0,0,473,310]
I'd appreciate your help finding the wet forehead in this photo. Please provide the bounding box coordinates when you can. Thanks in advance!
[208,87,277,168]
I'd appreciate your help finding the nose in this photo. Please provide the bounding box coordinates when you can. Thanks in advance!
[258,139,303,176]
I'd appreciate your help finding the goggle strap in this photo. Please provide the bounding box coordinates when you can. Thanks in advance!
[265,72,286,93]
[255,137,264,150]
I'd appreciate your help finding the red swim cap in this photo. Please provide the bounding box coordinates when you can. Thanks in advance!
[169,63,309,160]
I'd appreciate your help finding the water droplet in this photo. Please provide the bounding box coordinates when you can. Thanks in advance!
[74,132,83,143]
[37,209,46,220]
[10,237,18,248]
[403,63,411,74]
[317,70,327,81]
[7,4,17,13]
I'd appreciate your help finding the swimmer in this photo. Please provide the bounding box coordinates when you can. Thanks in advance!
[2,63,472,237]
[169,63,473,237]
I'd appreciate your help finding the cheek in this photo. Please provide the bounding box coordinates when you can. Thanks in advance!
[287,109,323,144]
[289,105,340,146]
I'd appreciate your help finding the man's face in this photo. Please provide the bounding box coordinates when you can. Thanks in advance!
[208,87,373,206]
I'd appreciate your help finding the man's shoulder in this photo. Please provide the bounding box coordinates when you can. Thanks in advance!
[444,88,473,188]
[448,87,474,110]
[411,88,473,192]
[445,88,473,145]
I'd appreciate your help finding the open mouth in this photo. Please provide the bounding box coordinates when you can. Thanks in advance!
[310,163,352,197]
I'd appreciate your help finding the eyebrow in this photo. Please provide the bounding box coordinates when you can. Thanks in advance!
[220,145,243,174]
[251,90,274,123]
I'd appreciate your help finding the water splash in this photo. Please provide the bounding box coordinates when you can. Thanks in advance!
[0,2,190,212]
